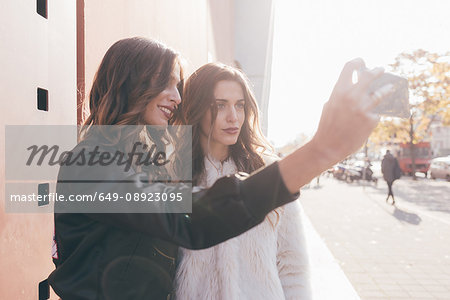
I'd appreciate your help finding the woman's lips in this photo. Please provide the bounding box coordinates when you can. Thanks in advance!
[158,106,172,119]
[223,128,239,134]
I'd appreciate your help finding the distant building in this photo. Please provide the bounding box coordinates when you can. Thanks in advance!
[431,124,450,157]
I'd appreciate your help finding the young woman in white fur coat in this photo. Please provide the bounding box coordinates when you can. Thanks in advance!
[173,62,312,300]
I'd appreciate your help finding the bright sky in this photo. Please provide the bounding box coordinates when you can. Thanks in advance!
[268,0,450,147]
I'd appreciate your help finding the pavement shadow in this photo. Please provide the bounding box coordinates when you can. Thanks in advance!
[392,205,422,225]
[365,191,423,226]
[365,177,450,216]
[395,180,450,215]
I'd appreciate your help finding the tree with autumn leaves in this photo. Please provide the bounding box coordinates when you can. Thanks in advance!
[369,49,450,179]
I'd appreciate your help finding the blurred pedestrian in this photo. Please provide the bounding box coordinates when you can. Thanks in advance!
[381,150,402,204]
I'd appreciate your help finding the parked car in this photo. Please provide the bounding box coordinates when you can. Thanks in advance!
[430,156,450,181]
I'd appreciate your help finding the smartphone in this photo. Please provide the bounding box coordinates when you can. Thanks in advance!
[368,72,410,118]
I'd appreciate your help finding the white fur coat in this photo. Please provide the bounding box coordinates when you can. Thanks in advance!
[174,156,311,300]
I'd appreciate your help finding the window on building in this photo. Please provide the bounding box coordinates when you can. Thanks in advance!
[37,0,48,19]
[37,88,48,111]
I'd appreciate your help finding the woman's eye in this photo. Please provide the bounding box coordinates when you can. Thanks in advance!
[236,103,245,109]
[216,103,225,109]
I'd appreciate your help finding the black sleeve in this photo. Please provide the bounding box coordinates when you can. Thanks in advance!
[70,162,297,249]
[56,140,298,250]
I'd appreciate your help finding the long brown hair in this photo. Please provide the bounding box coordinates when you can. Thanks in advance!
[174,63,271,184]
[80,37,183,172]
[82,37,182,128]
[173,63,280,226]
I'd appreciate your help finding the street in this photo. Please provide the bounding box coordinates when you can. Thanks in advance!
[300,170,450,300]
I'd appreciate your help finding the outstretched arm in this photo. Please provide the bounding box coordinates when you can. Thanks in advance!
[57,58,390,250]
[279,58,391,193]
[58,160,297,250]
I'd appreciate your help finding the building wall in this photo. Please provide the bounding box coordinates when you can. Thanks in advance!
[234,0,274,135]
[83,0,235,109]
[207,0,235,66]
[0,1,275,298]
[0,0,234,298]
[431,125,450,156]
[0,0,77,299]
[82,0,272,131]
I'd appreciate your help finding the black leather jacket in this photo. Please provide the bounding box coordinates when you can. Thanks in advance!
[48,139,298,300]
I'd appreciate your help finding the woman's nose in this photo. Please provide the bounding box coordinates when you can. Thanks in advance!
[171,88,181,106]
[227,107,238,122]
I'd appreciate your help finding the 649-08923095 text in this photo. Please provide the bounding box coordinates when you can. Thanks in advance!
[9,192,184,203]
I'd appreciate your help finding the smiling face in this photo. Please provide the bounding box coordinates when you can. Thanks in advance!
[143,63,182,125]
[200,80,245,159]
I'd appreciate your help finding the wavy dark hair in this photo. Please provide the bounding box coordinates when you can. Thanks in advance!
[83,37,182,127]
[173,62,272,184]
[79,37,183,172]
[173,63,281,225]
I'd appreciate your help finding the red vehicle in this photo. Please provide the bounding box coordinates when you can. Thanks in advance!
[398,142,432,176]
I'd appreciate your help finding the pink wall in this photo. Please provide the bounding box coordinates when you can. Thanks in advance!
[1,0,234,299]
[0,0,77,298]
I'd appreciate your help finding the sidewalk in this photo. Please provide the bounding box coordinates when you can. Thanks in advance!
[300,204,361,299]
[300,176,450,300]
